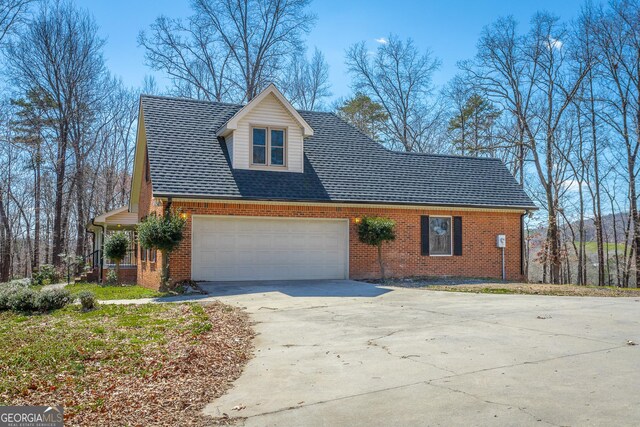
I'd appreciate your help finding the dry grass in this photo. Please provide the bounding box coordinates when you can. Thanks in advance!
[421,282,640,297]
[0,302,254,426]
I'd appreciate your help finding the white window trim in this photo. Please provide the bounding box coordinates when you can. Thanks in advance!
[429,215,453,257]
[250,125,287,168]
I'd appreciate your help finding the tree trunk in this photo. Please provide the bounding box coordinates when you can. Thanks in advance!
[160,250,170,291]
[33,143,41,271]
[377,243,385,280]
[52,135,67,268]
[0,194,11,282]
[589,76,605,287]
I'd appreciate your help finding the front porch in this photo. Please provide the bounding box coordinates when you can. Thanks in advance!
[87,206,138,284]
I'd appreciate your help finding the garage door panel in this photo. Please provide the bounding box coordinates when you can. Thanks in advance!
[192,217,348,281]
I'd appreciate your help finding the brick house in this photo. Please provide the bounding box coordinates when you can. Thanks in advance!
[92,84,536,289]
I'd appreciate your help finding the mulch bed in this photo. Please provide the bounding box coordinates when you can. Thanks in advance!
[5,303,254,426]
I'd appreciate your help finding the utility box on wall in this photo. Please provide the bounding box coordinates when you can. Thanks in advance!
[497,234,506,248]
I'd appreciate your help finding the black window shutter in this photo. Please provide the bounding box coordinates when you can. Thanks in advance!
[420,216,430,256]
[453,216,463,256]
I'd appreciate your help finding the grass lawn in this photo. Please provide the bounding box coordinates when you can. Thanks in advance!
[64,282,167,300]
[0,302,253,426]
[580,241,625,253]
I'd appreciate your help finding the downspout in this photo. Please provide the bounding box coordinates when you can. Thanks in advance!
[91,217,106,284]
[520,211,529,280]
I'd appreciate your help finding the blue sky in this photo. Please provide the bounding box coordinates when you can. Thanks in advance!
[76,0,585,100]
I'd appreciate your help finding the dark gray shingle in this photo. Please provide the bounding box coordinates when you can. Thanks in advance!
[141,95,536,209]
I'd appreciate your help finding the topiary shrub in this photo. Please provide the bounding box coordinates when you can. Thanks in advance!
[137,211,187,290]
[31,264,60,286]
[104,232,130,284]
[77,291,98,311]
[34,288,72,312]
[357,216,396,279]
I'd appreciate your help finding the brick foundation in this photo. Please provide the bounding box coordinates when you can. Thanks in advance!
[102,267,137,284]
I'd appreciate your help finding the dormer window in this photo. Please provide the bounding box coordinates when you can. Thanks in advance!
[252,126,286,167]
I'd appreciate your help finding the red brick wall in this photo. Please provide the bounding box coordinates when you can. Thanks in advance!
[102,267,137,284]
[136,156,163,289]
[145,201,524,289]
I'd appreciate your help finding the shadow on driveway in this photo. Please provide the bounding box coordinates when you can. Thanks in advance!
[197,279,392,298]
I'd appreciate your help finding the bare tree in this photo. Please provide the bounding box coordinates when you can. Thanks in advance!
[142,0,316,103]
[346,35,443,152]
[461,14,592,283]
[0,0,33,44]
[138,15,232,101]
[592,0,640,287]
[281,47,331,110]
[5,0,106,267]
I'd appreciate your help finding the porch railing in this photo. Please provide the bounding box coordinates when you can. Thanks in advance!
[105,248,137,268]
[83,249,102,271]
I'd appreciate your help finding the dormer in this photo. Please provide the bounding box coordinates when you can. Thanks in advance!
[217,84,313,173]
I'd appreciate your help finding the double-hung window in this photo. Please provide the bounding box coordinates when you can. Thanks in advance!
[252,127,286,167]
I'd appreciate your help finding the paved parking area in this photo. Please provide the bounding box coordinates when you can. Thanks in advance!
[200,280,640,426]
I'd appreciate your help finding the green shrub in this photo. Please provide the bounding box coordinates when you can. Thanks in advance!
[357,216,396,279]
[77,291,98,311]
[106,269,118,285]
[137,211,187,289]
[6,286,38,312]
[31,264,60,286]
[34,288,72,312]
[0,284,72,313]
[104,232,129,264]
[0,284,25,310]
[104,232,130,284]
[137,212,186,253]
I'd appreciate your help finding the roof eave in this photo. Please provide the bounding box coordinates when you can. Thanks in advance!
[152,192,538,211]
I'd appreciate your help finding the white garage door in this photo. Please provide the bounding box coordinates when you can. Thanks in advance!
[192,216,349,281]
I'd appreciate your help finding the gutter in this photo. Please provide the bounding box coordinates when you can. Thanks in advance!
[151,193,538,212]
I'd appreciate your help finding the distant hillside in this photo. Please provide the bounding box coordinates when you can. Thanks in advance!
[529,212,631,244]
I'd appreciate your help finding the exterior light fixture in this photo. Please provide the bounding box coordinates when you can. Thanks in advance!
[180,213,188,220]
[353,217,362,224]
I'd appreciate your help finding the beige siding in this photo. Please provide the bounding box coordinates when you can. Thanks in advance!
[232,93,304,172]
[105,210,138,226]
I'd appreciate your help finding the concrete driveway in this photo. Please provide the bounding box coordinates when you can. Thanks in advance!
[201,280,640,426]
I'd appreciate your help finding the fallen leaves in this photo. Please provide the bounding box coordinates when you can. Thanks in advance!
[2,302,254,426]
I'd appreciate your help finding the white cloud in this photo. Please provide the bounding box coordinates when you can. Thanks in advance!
[548,37,563,50]
[562,179,581,192]
[375,37,388,45]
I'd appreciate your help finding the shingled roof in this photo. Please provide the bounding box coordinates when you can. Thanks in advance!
[140,95,536,210]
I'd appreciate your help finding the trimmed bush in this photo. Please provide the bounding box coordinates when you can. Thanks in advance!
[0,284,72,313]
[35,288,72,312]
[104,232,130,284]
[0,284,25,311]
[357,216,396,279]
[137,211,187,289]
[6,286,38,312]
[77,291,98,311]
